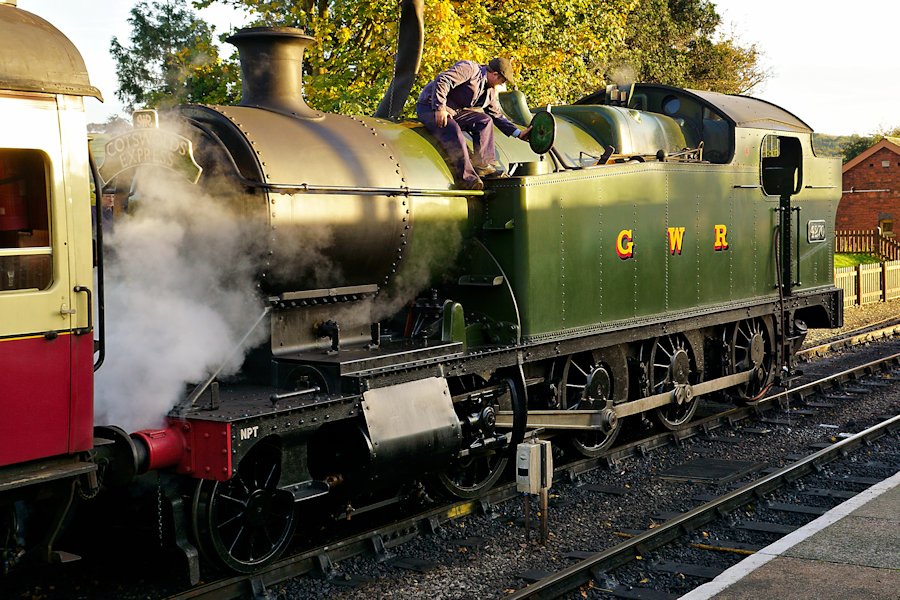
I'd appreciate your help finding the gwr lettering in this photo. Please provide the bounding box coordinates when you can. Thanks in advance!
[667,227,686,255]
[616,229,634,259]
[239,426,259,440]
[614,224,732,256]
[713,224,728,251]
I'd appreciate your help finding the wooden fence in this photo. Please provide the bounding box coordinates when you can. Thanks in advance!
[835,229,900,261]
[835,260,900,308]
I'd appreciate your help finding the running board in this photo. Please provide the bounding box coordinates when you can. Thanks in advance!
[495,370,753,430]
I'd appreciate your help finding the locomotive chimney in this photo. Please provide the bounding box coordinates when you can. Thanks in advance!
[227,26,322,119]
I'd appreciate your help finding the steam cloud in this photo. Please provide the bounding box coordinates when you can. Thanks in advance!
[372,211,463,322]
[94,161,465,432]
[94,170,268,432]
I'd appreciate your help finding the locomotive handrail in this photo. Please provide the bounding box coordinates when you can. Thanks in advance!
[244,180,486,198]
[183,114,487,197]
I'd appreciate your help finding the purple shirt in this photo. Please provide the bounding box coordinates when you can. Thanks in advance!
[417,60,519,137]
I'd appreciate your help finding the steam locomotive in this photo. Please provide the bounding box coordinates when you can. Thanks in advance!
[1,0,841,580]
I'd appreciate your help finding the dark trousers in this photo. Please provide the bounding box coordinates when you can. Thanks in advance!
[416,104,496,184]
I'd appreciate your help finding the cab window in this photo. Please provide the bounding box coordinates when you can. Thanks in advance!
[0,149,52,291]
[761,135,802,196]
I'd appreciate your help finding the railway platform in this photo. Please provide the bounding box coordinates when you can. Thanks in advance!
[681,470,900,599]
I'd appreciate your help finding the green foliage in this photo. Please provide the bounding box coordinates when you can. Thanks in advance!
[198,0,640,114]
[840,135,878,163]
[610,0,765,94]
[123,0,764,117]
[87,115,132,135]
[111,0,241,110]
[813,126,900,163]
[834,253,882,268]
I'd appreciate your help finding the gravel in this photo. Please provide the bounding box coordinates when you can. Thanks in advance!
[278,338,900,600]
[4,303,897,600]
[804,298,900,346]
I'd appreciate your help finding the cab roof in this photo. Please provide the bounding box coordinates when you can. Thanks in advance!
[578,83,812,133]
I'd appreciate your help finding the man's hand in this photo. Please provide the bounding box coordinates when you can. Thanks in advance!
[436,108,449,127]
[517,126,532,141]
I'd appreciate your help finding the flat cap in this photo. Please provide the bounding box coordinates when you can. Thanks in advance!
[488,57,515,86]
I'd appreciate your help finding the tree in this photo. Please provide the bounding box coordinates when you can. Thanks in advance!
[198,0,763,115]
[607,0,766,94]
[111,0,240,110]
[88,115,132,135]
[839,126,900,163]
[198,0,639,114]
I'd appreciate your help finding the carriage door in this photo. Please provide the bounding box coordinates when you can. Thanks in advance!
[0,130,75,466]
[761,135,802,296]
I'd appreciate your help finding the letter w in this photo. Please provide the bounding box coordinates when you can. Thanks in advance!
[667,227,686,255]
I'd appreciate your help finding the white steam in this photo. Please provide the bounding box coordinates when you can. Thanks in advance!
[94,170,267,432]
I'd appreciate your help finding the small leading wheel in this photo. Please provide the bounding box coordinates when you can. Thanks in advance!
[560,346,628,457]
[644,334,700,430]
[727,317,775,403]
[191,442,296,573]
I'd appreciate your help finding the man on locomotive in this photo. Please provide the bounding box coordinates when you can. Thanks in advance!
[416,57,531,190]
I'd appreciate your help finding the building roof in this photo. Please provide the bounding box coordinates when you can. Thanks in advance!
[842,138,900,173]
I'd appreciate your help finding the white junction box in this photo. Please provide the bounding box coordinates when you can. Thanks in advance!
[516,440,553,494]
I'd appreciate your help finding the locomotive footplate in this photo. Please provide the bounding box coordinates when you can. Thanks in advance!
[162,384,361,485]
[275,338,464,381]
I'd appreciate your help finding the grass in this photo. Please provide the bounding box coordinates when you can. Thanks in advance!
[834,253,882,268]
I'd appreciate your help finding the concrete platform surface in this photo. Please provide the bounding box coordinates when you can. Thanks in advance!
[681,470,900,600]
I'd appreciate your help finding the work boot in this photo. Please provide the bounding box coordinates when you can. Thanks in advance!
[474,162,504,178]
[459,177,484,191]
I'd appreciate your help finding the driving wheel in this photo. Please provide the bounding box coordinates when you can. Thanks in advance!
[643,334,700,430]
[560,346,628,457]
[727,317,775,403]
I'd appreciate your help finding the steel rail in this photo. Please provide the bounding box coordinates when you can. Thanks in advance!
[798,319,900,359]
[505,359,900,599]
[164,351,900,600]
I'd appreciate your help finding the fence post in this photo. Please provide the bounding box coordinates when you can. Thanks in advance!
[883,262,889,302]
[856,264,863,307]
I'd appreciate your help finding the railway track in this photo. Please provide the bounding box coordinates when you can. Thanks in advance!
[507,399,900,599]
[158,344,900,600]
[2,336,895,600]
[798,318,900,359]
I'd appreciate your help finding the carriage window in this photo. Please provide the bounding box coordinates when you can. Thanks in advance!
[760,135,802,196]
[0,149,52,291]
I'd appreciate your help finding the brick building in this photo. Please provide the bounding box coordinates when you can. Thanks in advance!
[837,137,900,236]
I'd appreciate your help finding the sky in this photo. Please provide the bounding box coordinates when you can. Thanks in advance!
[17,0,900,136]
